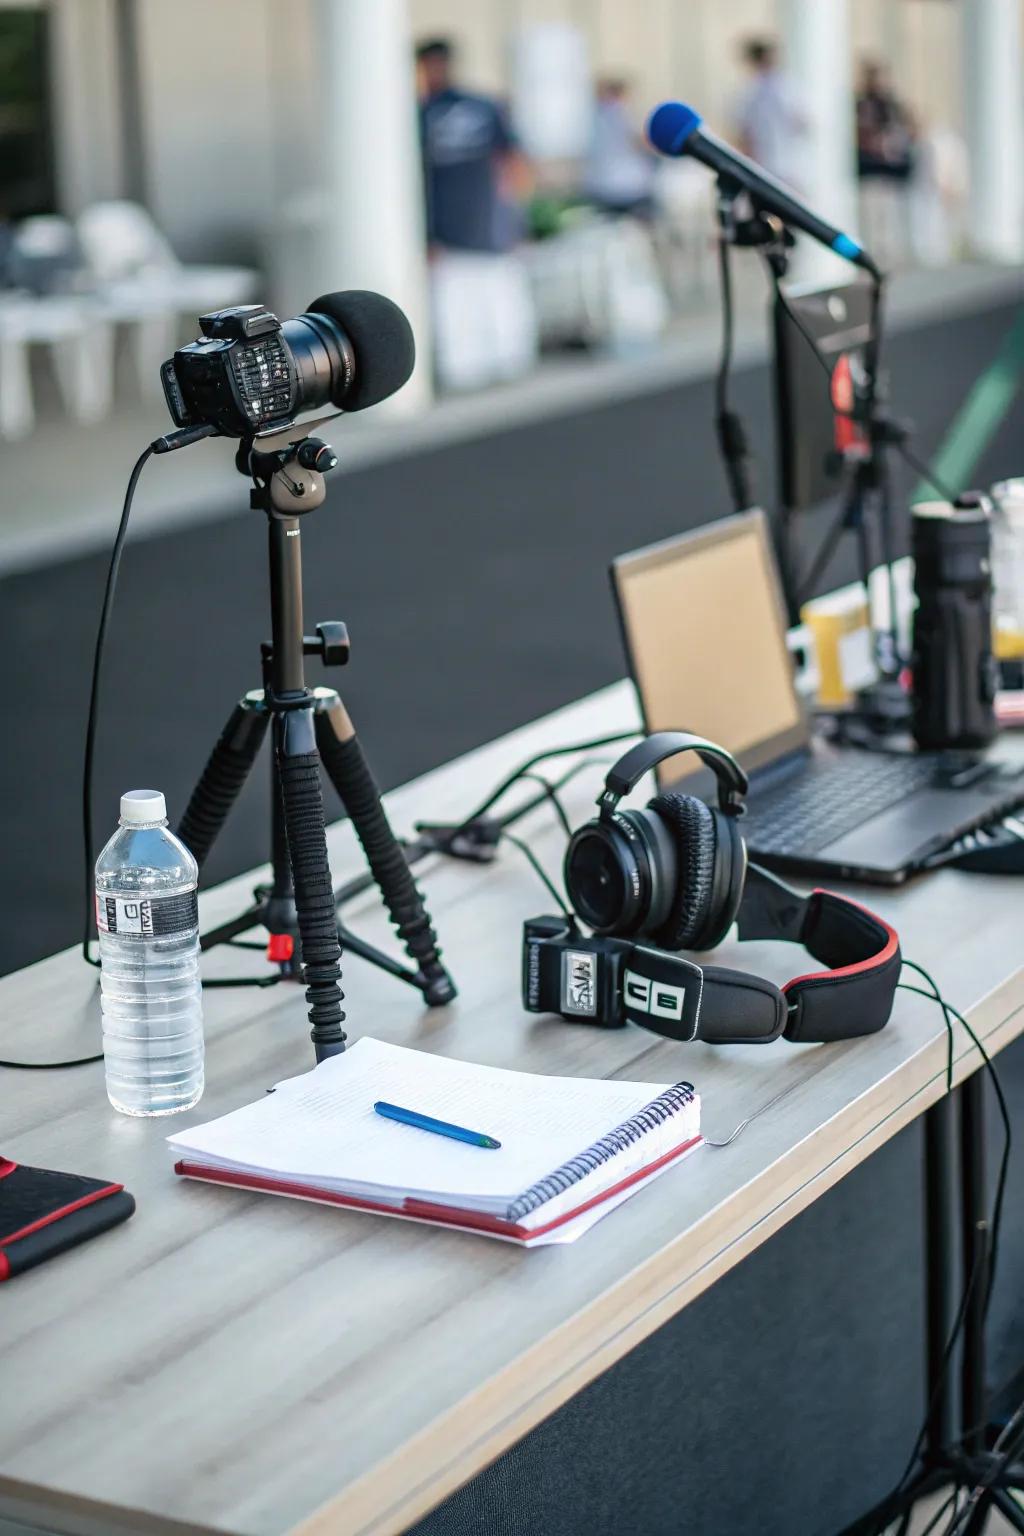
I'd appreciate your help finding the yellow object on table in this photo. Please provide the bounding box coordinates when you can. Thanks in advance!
[800,588,876,709]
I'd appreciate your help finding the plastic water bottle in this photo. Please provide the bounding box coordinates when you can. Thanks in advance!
[96,789,204,1116]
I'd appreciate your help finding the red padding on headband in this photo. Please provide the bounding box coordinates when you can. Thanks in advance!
[782,889,901,1043]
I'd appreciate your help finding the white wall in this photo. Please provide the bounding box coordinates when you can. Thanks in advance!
[133,0,276,262]
[49,0,125,213]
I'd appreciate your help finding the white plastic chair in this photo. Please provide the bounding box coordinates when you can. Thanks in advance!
[76,200,260,395]
[0,291,114,439]
[77,200,259,312]
[652,160,717,309]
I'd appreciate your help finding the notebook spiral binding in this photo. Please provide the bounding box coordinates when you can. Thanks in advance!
[505,1081,696,1224]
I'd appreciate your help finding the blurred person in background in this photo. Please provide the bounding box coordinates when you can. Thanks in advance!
[416,37,538,392]
[733,37,809,191]
[583,78,655,220]
[856,60,917,183]
[856,59,917,268]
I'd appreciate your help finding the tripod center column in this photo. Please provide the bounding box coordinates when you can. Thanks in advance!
[268,517,306,697]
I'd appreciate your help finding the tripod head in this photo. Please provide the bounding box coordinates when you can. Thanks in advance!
[237,413,341,517]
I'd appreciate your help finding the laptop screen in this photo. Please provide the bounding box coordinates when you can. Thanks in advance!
[611,510,809,784]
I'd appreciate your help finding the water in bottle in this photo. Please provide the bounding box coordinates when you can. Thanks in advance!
[96,789,204,1116]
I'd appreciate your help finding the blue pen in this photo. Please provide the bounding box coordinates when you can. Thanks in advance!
[373,1101,501,1149]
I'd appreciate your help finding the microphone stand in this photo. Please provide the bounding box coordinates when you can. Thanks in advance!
[713,173,911,731]
[712,177,799,621]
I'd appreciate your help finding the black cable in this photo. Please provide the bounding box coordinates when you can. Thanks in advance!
[714,232,754,512]
[897,979,955,1093]
[501,831,573,920]
[869,963,1013,1531]
[2,445,159,1072]
[715,233,733,423]
[83,443,155,969]
[0,1051,105,1071]
[903,959,1011,1315]
[461,730,640,827]
[516,771,574,837]
[876,1241,985,1527]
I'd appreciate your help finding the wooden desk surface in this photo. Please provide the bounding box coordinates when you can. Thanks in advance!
[2,682,1022,1536]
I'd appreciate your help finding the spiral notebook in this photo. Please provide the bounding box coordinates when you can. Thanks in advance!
[169,1038,702,1246]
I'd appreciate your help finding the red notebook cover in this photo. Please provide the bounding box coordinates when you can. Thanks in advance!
[175,1132,702,1245]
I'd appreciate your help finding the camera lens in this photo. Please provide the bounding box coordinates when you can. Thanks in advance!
[281,313,354,416]
[565,828,631,932]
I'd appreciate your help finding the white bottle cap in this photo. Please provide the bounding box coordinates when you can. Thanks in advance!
[120,789,167,825]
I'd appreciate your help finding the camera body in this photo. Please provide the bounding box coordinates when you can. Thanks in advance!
[162,306,297,436]
[161,301,356,438]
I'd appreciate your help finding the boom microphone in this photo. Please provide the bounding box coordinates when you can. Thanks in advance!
[647,101,880,279]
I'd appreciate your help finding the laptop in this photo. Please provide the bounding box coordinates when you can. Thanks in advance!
[610,510,1024,885]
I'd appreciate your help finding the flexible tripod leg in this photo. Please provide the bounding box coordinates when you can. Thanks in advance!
[275,706,346,1060]
[177,692,269,870]
[314,692,456,1006]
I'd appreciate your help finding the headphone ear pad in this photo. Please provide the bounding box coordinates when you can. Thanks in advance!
[646,792,720,950]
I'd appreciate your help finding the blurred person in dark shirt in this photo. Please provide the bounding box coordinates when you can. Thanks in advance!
[415,37,537,391]
[856,60,916,181]
[417,38,530,254]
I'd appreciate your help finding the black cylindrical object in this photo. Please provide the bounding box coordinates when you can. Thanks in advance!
[911,496,998,751]
[268,518,305,697]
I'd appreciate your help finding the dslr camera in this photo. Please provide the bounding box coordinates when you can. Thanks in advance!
[160,291,415,438]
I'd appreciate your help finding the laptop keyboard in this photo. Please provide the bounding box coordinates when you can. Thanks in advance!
[745,753,941,857]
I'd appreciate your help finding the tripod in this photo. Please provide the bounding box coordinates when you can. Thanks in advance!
[176,417,456,1062]
[840,1077,1024,1536]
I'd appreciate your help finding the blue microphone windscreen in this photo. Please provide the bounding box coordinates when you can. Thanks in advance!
[647,101,703,155]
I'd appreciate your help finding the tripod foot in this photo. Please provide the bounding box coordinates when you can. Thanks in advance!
[420,968,457,1007]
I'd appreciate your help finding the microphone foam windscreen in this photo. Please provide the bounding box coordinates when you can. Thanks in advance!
[307,290,415,411]
[647,101,703,155]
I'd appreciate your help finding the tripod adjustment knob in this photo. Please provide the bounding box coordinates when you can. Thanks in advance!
[314,621,350,667]
[296,438,338,474]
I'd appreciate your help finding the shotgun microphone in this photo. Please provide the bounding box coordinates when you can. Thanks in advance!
[647,101,881,279]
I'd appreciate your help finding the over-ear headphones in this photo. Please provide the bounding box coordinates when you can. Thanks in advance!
[564,731,749,951]
[524,732,902,1046]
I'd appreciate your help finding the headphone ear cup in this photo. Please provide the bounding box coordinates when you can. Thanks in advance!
[646,792,720,950]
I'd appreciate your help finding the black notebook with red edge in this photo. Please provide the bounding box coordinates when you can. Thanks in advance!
[0,1158,135,1280]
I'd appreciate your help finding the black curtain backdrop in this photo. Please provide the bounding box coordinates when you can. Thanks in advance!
[1,298,1018,976]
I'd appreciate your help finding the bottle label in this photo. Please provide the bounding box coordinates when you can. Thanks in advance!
[95,890,199,938]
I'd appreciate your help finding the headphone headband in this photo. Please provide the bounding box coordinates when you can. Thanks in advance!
[523,864,901,1046]
[600,731,748,817]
